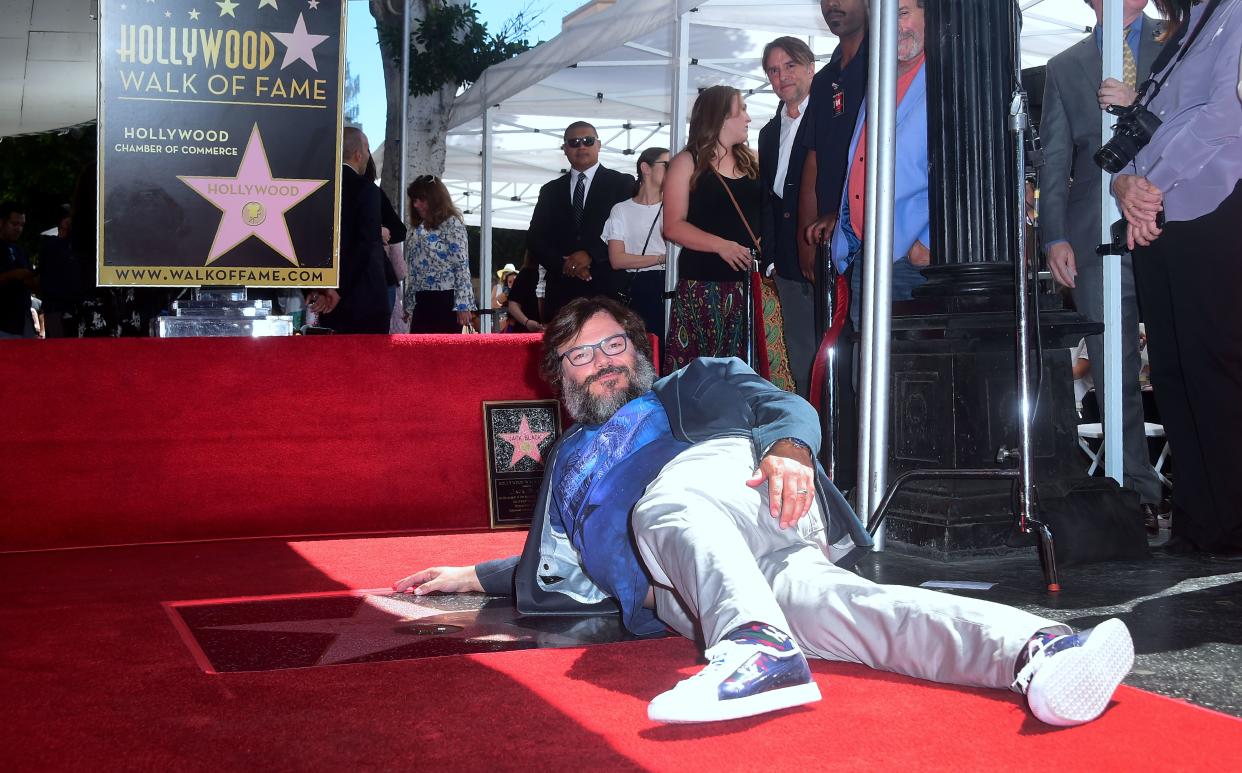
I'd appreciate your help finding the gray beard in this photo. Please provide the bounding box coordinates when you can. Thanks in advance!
[561,353,658,425]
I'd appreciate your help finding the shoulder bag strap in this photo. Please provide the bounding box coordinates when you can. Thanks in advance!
[712,169,761,254]
[639,203,663,256]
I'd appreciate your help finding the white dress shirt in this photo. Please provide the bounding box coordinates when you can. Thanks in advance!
[773,95,810,197]
[568,162,601,206]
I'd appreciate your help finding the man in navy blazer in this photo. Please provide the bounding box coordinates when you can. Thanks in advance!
[395,297,1135,729]
[759,36,817,397]
[526,122,635,320]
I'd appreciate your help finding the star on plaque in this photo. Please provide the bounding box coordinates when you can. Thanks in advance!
[497,414,552,467]
[272,12,329,72]
[259,0,279,9]
[178,125,327,266]
[216,0,238,17]
[188,8,200,20]
[307,0,319,8]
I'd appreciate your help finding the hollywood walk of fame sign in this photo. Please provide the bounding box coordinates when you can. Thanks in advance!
[97,0,345,287]
[482,400,563,529]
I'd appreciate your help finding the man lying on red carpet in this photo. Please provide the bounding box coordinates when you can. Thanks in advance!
[394,297,1134,726]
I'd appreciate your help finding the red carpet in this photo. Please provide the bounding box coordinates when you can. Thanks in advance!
[3,531,1240,770]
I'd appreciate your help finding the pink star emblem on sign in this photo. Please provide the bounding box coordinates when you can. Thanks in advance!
[497,415,552,467]
[178,125,327,265]
[272,12,329,71]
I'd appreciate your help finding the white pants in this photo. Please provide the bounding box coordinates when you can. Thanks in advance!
[633,437,1069,690]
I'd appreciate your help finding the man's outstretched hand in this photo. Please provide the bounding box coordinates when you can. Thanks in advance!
[392,565,482,595]
[747,439,816,530]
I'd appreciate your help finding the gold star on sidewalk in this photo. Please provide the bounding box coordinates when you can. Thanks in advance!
[216,0,238,17]
[259,0,279,9]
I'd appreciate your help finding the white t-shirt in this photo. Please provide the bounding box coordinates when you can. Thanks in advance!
[600,199,666,273]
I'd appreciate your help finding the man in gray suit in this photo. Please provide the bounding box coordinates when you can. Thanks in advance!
[1040,0,1164,531]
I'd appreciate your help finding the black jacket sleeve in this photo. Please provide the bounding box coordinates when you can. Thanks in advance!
[379,189,407,245]
[340,172,382,294]
[527,179,566,275]
[476,556,519,595]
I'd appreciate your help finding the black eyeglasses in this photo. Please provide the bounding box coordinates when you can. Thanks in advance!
[559,333,628,367]
[564,136,599,149]
[652,160,670,167]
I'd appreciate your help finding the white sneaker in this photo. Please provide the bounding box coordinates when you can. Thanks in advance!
[1014,617,1134,726]
[648,622,822,723]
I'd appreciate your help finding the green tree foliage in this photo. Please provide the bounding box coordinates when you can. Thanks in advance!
[378,2,535,97]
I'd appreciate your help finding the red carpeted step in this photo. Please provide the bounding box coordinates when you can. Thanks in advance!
[0,335,553,551]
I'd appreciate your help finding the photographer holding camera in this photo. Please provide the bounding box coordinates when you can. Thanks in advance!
[1107,0,1242,556]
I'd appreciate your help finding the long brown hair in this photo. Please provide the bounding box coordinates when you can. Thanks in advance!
[686,85,759,189]
[539,297,653,390]
[406,175,462,230]
[1151,0,1191,43]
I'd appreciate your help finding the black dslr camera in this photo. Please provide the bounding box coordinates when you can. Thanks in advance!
[1093,100,1163,173]
[1098,211,1166,256]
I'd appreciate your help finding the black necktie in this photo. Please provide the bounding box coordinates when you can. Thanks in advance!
[572,171,586,228]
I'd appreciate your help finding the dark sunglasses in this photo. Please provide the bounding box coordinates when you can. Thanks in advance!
[564,136,599,149]
[414,174,437,183]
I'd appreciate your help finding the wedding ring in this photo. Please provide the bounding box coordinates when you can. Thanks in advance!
[796,488,809,495]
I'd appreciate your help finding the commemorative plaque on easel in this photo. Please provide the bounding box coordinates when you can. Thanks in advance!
[97,0,344,288]
[482,400,562,529]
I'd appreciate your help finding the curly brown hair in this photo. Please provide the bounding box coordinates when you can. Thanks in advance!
[686,85,759,190]
[406,175,462,230]
[539,296,654,390]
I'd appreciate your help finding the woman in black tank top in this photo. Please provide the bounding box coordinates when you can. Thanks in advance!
[661,85,762,371]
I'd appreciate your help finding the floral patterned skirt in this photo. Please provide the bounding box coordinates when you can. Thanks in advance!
[664,279,747,372]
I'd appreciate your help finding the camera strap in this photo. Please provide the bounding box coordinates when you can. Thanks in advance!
[1140,0,1225,105]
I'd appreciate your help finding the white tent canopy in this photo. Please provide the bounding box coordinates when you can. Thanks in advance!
[4,0,1125,219]
[441,0,1106,230]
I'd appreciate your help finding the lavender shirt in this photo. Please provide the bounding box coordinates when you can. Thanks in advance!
[1125,0,1242,222]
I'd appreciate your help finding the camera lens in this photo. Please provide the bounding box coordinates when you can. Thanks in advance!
[1093,143,1128,174]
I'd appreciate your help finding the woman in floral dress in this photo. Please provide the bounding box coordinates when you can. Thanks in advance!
[404,175,476,333]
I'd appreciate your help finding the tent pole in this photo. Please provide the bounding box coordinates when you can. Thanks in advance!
[858,0,898,550]
[1100,0,1123,484]
[665,9,691,337]
[480,104,494,333]
[399,0,410,223]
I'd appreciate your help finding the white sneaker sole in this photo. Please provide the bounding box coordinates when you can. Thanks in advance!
[1027,618,1134,727]
[648,681,822,724]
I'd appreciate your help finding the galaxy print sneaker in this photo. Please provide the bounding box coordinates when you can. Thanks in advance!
[1013,617,1134,726]
[647,622,822,723]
